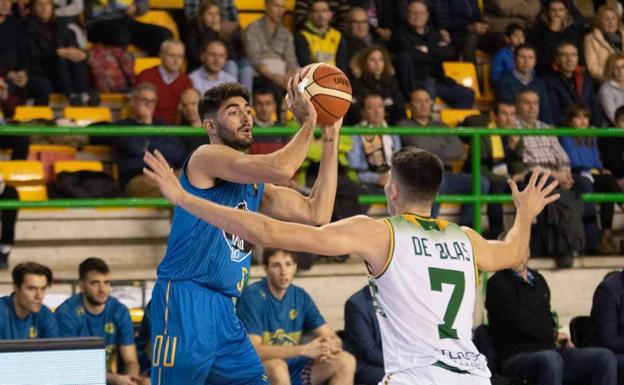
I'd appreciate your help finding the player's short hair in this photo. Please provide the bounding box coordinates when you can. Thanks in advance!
[391,147,444,202]
[12,262,53,288]
[198,82,250,120]
[79,257,110,281]
[262,248,296,266]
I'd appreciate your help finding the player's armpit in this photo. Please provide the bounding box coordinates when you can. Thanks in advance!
[187,145,295,188]
[462,226,528,272]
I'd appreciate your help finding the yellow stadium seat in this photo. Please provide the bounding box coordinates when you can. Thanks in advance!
[130,308,144,324]
[49,93,67,104]
[16,184,48,201]
[237,0,295,11]
[82,145,114,156]
[134,57,162,75]
[134,11,179,39]
[64,107,113,124]
[0,161,45,185]
[442,62,482,99]
[148,0,183,9]
[53,160,104,175]
[100,93,127,105]
[240,12,264,29]
[13,106,54,122]
[29,144,77,157]
[440,109,481,127]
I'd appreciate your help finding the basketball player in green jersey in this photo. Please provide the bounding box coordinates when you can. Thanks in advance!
[143,146,560,385]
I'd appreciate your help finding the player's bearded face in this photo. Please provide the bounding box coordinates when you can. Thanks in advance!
[81,272,111,306]
[215,118,253,151]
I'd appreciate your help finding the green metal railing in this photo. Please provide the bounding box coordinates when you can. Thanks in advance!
[2,125,624,234]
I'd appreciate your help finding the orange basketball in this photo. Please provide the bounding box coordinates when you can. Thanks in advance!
[298,63,352,126]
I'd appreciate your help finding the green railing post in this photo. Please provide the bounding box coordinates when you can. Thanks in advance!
[471,133,482,233]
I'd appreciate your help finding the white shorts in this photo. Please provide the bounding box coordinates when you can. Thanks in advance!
[379,365,491,385]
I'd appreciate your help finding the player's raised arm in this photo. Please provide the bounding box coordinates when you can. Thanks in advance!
[144,150,389,265]
[463,169,560,272]
[187,74,318,188]
[260,118,342,225]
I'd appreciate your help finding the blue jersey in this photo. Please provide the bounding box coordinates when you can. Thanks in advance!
[55,294,134,372]
[157,166,264,297]
[0,295,58,340]
[236,278,326,345]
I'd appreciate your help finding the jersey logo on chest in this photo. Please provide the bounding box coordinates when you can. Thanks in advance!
[222,201,254,263]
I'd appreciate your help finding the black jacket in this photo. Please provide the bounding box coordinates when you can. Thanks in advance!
[0,16,28,73]
[391,25,455,80]
[532,15,587,75]
[24,17,80,77]
[591,271,624,354]
[350,73,406,125]
[545,68,603,127]
[599,137,624,179]
[343,286,384,373]
[485,269,557,362]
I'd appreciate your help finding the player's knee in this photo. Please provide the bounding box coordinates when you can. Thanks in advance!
[336,351,356,373]
[263,359,290,379]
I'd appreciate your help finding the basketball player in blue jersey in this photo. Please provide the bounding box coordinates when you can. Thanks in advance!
[145,146,561,385]
[149,75,342,385]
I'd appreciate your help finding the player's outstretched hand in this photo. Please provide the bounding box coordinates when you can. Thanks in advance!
[286,70,317,124]
[507,167,560,219]
[143,150,185,205]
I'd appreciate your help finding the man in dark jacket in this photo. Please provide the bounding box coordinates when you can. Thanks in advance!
[439,0,490,62]
[112,82,185,197]
[486,260,617,385]
[392,0,475,108]
[591,270,624,384]
[546,42,602,127]
[532,0,587,75]
[343,286,384,385]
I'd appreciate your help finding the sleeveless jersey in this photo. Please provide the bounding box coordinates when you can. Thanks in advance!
[157,163,264,297]
[369,213,491,378]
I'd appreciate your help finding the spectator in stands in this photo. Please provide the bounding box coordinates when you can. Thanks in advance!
[486,257,618,385]
[189,39,237,96]
[249,87,289,155]
[439,0,490,62]
[392,0,475,108]
[84,0,172,56]
[399,87,489,226]
[532,0,586,75]
[599,105,624,188]
[591,270,624,383]
[348,0,408,43]
[295,0,349,32]
[0,0,51,107]
[0,173,17,270]
[560,104,623,254]
[185,0,251,90]
[55,258,141,385]
[244,0,299,101]
[344,7,385,63]
[497,44,553,123]
[490,23,526,87]
[0,262,57,339]
[482,0,540,36]
[185,0,240,35]
[25,0,90,106]
[585,5,623,81]
[349,45,405,125]
[546,42,603,127]
[347,93,401,194]
[136,39,192,125]
[295,0,348,72]
[0,74,30,161]
[598,53,624,125]
[236,249,356,385]
[515,89,572,187]
[112,83,185,197]
[177,88,206,158]
[479,101,527,237]
[343,285,384,385]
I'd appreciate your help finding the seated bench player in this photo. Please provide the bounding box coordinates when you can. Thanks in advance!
[0,262,58,339]
[236,248,356,385]
[55,258,141,385]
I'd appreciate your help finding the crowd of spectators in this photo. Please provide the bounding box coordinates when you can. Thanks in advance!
[4,0,624,267]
